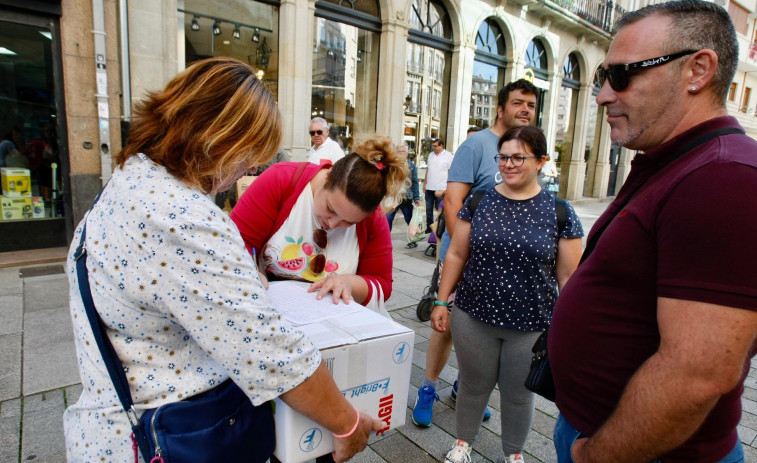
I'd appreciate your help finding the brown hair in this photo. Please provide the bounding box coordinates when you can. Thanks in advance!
[117,57,282,193]
[497,126,547,158]
[325,135,408,212]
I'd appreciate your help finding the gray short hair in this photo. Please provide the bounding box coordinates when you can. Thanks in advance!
[309,117,330,132]
[614,0,737,105]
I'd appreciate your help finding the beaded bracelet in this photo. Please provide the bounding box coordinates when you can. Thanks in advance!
[433,300,449,307]
[333,409,360,439]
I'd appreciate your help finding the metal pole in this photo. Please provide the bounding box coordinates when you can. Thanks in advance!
[92,0,112,185]
[120,0,131,121]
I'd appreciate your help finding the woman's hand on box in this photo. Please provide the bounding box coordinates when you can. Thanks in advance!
[332,413,384,463]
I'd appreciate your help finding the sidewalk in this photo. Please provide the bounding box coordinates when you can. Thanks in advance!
[1,198,756,462]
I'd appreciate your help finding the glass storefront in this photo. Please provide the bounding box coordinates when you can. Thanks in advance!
[0,16,67,252]
[404,0,452,167]
[554,53,580,165]
[181,1,279,99]
[311,17,379,153]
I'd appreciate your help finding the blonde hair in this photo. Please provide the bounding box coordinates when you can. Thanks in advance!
[117,57,282,193]
[325,135,408,212]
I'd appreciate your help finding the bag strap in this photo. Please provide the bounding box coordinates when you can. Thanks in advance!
[580,126,744,264]
[468,190,568,235]
[269,162,310,242]
[467,190,486,216]
[73,191,153,459]
[555,197,568,236]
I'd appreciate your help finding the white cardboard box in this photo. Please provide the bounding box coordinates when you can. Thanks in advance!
[269,283,414,463]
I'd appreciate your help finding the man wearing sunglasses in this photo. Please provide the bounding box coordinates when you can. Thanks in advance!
[549,1,757,463]
[307,117,345,165]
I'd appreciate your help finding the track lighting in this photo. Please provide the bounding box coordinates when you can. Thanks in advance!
[191,17,200,31]
[212,21,222,36]
[233,25,241,39]
[252,28,260,43]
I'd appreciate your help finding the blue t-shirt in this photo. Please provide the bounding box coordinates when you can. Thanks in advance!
[447,128,500,192]
[454,188,584,331]
[439,128,501,261]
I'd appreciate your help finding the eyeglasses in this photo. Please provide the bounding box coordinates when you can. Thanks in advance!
[494,154,537,167]
[310,228,328,274]
[596,50,698,92]
[309,130,324,136]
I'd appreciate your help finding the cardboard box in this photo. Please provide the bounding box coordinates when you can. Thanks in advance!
[268,284,414,463]
[236,175,256,198]
[31,196,45,218]
[1,195,32,220]
[1,168,31,197]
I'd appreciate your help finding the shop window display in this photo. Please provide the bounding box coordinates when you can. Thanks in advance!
[0,20,63,221]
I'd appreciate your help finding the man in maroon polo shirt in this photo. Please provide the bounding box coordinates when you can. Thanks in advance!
[550,1,757,462]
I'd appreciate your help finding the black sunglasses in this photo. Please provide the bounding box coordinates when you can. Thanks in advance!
[596,50,698,92]
[309,130,324,136]
[310,228,328,274]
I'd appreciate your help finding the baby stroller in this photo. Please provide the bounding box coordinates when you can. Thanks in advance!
[417,204,446,321]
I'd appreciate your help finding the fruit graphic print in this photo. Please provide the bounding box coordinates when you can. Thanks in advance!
[266,235,339,282]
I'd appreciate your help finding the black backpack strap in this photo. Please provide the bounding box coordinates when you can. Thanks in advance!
[467,190,486,216]
[555,197,568,236]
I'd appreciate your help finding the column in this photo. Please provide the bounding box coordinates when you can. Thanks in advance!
[375,13,410,142]
[278,0,315,160]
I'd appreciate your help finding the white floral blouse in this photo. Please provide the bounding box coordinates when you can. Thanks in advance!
[63,154,320,462]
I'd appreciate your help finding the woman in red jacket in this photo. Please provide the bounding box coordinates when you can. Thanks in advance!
[231,136,407,314]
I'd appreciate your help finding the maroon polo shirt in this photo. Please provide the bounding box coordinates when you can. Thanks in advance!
[550,116,757,462]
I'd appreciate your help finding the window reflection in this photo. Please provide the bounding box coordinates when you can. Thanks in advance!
[182,1,279,99]
[0,20,62,219]
[311,18,378,153]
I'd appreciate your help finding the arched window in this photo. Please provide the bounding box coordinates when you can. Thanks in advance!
[525,38,549,128]
[409,0,452,41]
[404,0,452,164]
[311,0,381,152]
[525,39,548,80]
[470,18,506,129]
[562,53,580,89]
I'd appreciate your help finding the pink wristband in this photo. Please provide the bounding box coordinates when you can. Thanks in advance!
[333,409,360,439]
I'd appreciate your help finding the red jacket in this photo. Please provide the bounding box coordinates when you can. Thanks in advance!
[230,162,393,303]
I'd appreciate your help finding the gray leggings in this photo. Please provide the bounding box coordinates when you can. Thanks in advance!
[451,308,541,454]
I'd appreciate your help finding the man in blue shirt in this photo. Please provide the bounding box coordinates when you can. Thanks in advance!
[412,79,540,427]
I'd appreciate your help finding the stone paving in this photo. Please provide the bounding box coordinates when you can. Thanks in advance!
[1,199,757,462]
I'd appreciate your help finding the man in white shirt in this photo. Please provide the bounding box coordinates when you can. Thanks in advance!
[307,117,345,165]
[422,139,453,233]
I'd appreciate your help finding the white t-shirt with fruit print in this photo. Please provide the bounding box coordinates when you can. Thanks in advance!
[262,183,359,282]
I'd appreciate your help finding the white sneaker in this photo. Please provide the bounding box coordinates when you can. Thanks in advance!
[445,439,472,463]
[505,453,525,463]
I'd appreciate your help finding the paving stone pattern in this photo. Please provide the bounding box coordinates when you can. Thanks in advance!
[2,199,756,462]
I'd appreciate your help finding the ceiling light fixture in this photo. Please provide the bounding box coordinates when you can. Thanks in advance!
[252,28,260,43]
[233,25,241,39]
[0,47,17,55]
[212,21,222,36]
[191,17,200,31]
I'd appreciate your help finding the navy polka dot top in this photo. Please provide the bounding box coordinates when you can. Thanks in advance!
[454,188,583,331]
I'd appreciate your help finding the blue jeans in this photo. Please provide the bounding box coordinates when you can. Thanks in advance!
[386,199,414,231]
[554,414,744,463]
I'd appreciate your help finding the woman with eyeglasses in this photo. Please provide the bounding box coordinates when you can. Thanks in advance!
[230,136,407,315]
[432,126,584,463]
